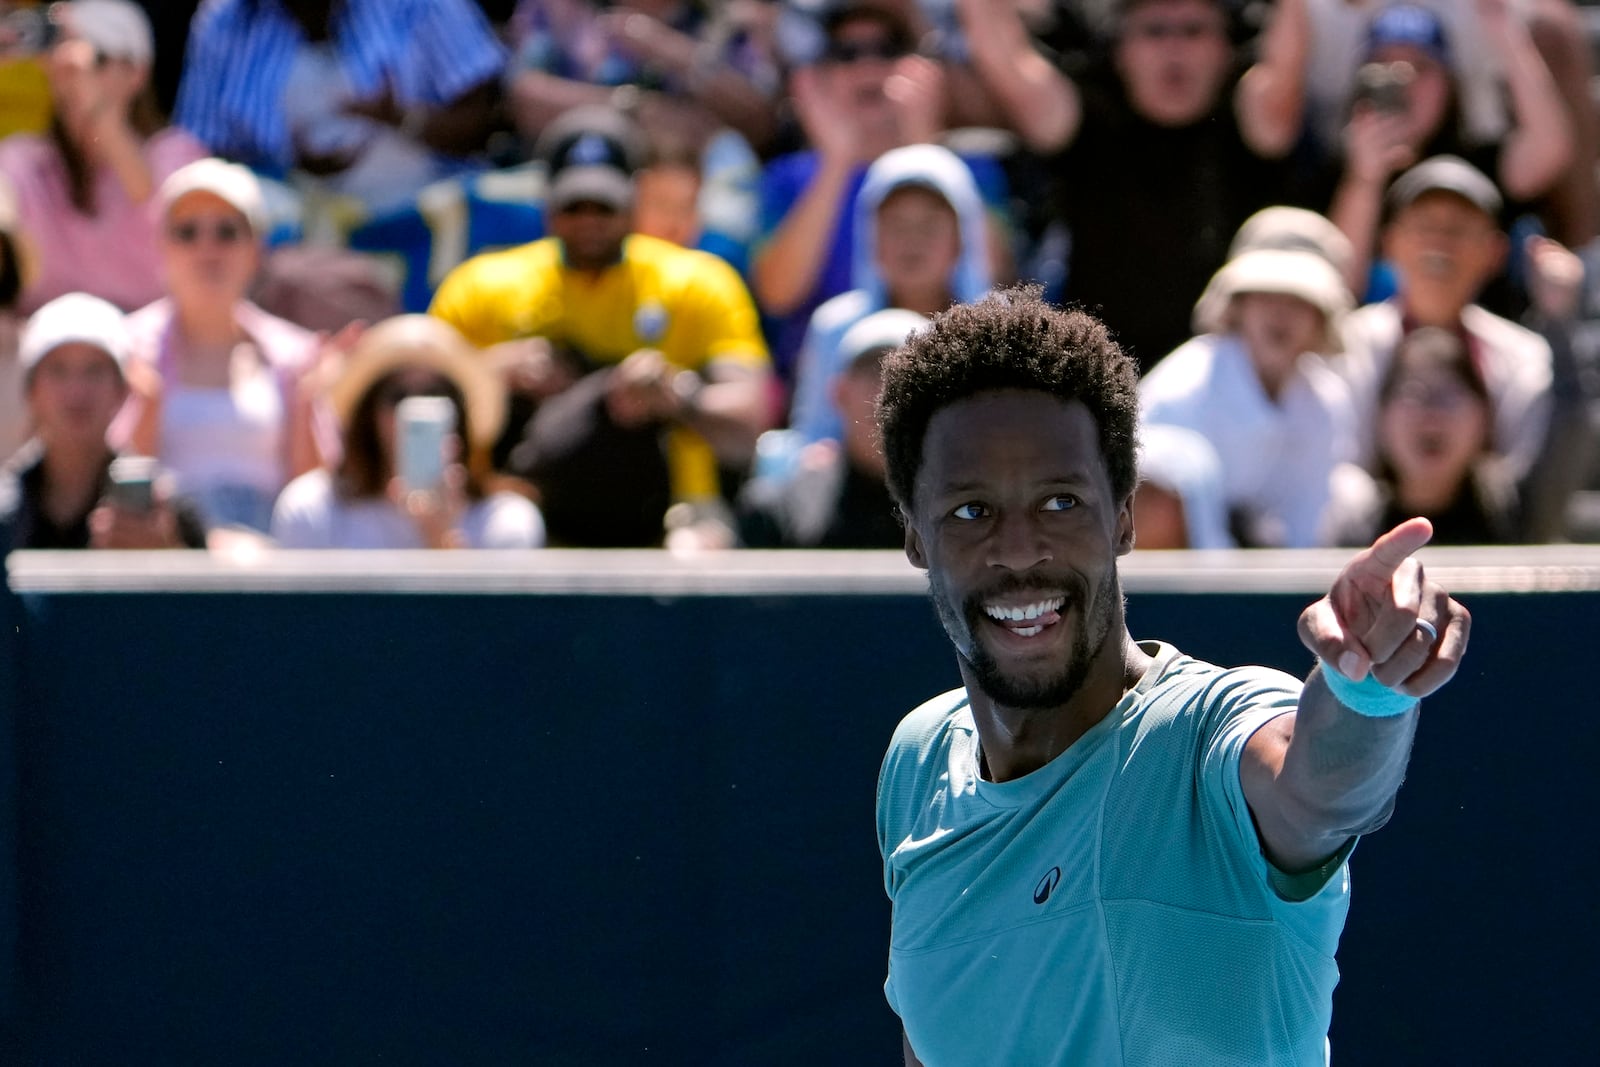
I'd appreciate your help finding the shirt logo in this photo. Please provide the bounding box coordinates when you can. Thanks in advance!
[1033,866,1062,905]
[568,133,613,167]
[634,302,669,343]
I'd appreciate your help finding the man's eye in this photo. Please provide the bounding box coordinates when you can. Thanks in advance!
[952,503,988,521]
[1041,495,1078,512]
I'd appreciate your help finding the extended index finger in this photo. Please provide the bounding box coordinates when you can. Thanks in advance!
[1353,516,1434,579]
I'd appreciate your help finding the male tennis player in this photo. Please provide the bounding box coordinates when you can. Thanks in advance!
[874,288,1469,1065]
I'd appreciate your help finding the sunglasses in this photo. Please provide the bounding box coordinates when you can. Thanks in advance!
[167,218,249,246]
[824,38,908,64]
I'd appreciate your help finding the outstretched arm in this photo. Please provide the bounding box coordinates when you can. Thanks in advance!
[955,0,1080,154]
[1236,0,1311,159]
[1241,517,1471,872]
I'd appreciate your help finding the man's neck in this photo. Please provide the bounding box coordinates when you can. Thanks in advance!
[967,633,1153,783]
[1400,292,1469,330]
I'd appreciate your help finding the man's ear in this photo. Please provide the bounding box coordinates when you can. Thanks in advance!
[1115,492,1136,557]
[903,517,928,570]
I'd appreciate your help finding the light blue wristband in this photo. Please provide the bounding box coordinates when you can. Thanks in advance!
[1319,661,1420,718]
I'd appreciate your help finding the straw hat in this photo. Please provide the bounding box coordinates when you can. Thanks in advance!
[1228,206,1354,280]
[1191,248,1353,353]
[327,315,505,448]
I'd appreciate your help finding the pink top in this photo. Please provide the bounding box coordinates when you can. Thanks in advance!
[0,126,207,315]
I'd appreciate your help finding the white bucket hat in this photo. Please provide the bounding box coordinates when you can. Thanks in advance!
[1191,248,1353,353]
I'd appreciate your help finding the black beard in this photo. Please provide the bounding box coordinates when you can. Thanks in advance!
[941,569,1119,711]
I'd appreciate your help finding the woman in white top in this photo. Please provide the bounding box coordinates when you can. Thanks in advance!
[271,315,545,549]
[1139,230,1357,548]
[123,157,320,531]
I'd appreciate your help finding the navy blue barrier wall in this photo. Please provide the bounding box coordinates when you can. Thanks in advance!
[4,548,1598,1064]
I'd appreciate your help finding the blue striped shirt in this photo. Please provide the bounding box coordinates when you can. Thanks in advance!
[175,0,506,175]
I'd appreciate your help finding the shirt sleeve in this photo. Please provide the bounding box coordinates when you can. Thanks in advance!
[428,257,514,349]
[172,2,237,155]
[1196,666,1354,903]
[676,254,770,371]
[408,0,508,104]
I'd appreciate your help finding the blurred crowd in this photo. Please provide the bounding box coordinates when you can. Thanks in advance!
[3,0,1600,554]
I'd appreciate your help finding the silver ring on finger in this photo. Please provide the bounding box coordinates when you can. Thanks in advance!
[1415,618,1438,645]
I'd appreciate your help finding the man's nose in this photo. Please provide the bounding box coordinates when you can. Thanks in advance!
[987,508,1051,572]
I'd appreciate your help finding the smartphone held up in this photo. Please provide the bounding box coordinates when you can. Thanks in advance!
[395,396,456,495]
[106,455,159,514]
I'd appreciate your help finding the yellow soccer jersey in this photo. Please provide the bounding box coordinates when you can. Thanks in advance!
[430,234,769,502]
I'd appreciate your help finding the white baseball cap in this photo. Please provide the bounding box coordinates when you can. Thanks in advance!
[64,0,155,66]
[838,308,930,372]
[158,157,268,237]
[19,292,131,381]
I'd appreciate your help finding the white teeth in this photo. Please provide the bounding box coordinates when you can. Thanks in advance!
[1014,625,1043,637]
[984,598,1064,623]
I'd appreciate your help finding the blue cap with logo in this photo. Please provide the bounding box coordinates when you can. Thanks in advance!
[1366,3,1450,66]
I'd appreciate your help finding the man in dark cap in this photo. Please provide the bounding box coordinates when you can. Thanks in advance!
[1338,154,1573,538]
[429,105,774,547]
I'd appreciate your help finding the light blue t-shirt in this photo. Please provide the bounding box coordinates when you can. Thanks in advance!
[877,642,1353,1066]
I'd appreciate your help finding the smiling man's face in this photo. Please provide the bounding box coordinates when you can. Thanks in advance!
[903,389,1134,710]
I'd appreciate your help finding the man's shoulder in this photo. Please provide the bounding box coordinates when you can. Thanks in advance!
[443,238,563,292]
[1462,303,1552,357]
[885,688,972,760]
[626,235,741,278]
[624,236,754,302]
[1136,648,1302,723]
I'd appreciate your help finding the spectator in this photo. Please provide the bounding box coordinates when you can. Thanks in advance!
[1139,236,1356,547]
[750,0,1012,376]
[958,0,1306,371]
[0,292,206,550]
[0,0,58,139]
[119,158,321,532]
[271,314,545,549]
[1338,156,1555,500]
[787,142,990,446]
[630,136,759,277]
[429,104,774,548]
[1514,232,1598,540]
[0,0,206,315]
[0,179,33,461]
[174,0,505,218]
[1321,1,1570,299]
[1130,422,1234,550]
[1298,0,1598,251]
[1324,325,1520,545]
[738,307,922,549]
[505,0,782,157]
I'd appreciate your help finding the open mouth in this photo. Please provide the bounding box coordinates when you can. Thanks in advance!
[982,596,1065,639]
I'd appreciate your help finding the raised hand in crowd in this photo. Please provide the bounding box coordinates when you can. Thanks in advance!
[1525,233,1585,322]
[486,336,582,404]
[87,479,187,550]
